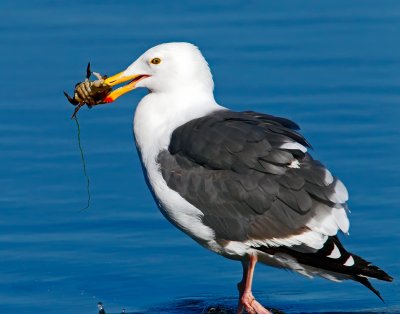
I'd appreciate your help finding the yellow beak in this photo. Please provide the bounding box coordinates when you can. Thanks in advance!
[103,72,150,103]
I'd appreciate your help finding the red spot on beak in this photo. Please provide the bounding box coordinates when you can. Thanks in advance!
[104,97,114,103]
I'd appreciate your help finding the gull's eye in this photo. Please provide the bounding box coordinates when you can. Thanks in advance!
[150,57,161,65]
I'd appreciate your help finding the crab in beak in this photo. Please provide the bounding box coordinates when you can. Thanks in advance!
[102,73,150,103]
[65,63,152,118]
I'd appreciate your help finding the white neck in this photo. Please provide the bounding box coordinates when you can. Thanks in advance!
[133,89,225,167]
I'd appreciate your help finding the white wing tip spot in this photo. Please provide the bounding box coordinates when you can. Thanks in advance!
[327,244,341,259]
[344,255,355,266]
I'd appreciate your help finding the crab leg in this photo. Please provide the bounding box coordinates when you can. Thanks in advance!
[86,62,92,80]
[71,103,85,119]
[64,91,79,106]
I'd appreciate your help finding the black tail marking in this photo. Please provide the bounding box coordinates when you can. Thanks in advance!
[254,236,392,300]
[354,275,384,302]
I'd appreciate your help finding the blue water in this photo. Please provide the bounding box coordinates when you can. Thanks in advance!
[0,1,399,313]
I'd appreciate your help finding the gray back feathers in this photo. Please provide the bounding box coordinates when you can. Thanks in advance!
[157,110,346,241]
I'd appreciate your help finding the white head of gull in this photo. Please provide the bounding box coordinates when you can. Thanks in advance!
[105,43,223,166]
[102,42,392,313]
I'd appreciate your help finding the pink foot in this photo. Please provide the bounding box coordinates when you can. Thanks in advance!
[237,291,272,314]
[236,254,272,314]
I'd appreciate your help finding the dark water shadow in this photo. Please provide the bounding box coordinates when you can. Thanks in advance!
[108,297,270,314]
[106,297,399,314]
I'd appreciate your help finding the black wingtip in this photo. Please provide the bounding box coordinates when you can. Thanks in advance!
[355,257,394,283]
[379,272,394,283]
[354,275,385,303]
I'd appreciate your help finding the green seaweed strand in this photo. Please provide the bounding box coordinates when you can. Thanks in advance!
[74,116,91,211]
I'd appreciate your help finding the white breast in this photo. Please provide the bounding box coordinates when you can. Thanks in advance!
[133,91,225,252]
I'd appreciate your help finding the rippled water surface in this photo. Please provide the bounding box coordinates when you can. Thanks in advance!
[0,1,399,313]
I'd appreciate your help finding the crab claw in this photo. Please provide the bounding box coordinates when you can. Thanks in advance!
[64,91,79,106]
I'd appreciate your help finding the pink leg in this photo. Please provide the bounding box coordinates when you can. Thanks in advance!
[237,254,271,314]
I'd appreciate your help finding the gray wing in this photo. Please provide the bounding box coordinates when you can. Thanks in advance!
[157,110,349,244]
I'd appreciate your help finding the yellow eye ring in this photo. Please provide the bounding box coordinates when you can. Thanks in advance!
[150,57,161,65]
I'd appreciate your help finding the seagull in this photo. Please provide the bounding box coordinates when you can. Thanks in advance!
[100,42,392,314]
